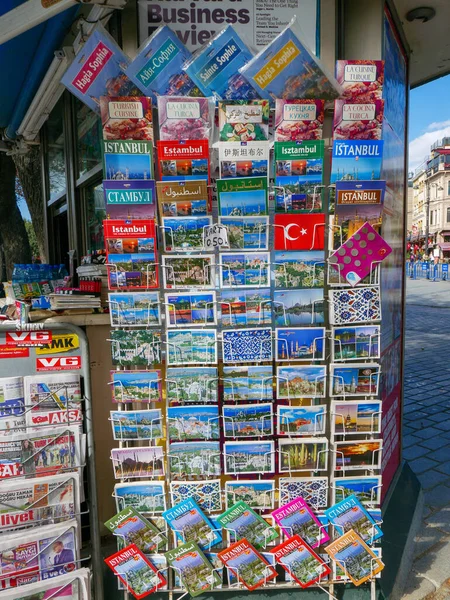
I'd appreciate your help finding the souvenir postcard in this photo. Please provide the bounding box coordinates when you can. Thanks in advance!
[219,216,269,250]
[274,251,325,288]
[217,177,268,217]
[104,180,156,221]
[277,405,327,436]
[325,530,384,586]
[61,25,135,114]
[110,409,163,441]
[162,216,212,252]
[100,96,153,141]
[332,325,381,361]
[105,543,166,599]
[275,185,323,214]
[168,442,221,478]
[279,477,328,509]
[329,286,381,325]
[222,327,272,363]
[222,365,273,402]
[218,500,278,549]
[332,476,382,506]
[221,289,271,327]
[157,96,215,141]
[105,506,167,553]
[224,440,275,475]
[165,541,221,597]
[218,539,277,590]
[273,289,325,326]
[226,549,276,586]
[325,494,382,544]
[332,204,384,255]
[223,403,273,437]
[165,292,216,327]
[272,535,331,588]
[336,60,384,101]
[103,143,154,182]
[110,330,161,367]
[276,327,325,361]
[274,140,324,190]
[109,292,160,327]
[0,376,24,436]
[104,220,158,290]
[277,365,326,399]
[218,100,270,142]
[156,180,209,218]
[166,329,217,366]
[278,438,328,473]
[24,373,81,430]
[274,100,325,141]
[331,401,381,435]
[0,570,91,600]
[163,497,221,549]
[162,254,215,289]
[225,480,275,510]
[217,142,270,180]
[333,440,383,472]
[273,498,329,548]
[114,482,166,514]
[166,367,218,404]
[331,140,384,183]
[0,472,79,531]
[111,447,164,479]
[273,214,325,252]
[333,547,382,582]
[167,405,219,441]
[330,364,380,397]
[335,180,386,208]
[111,370,161,403]
[170,480,222,513]
[333,98,384,141]
[220,252,270,288]
[184,26,256,99]
[157,140,209,182]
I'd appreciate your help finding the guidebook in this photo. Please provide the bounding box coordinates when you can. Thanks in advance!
[335,60,384,102]
[217,142,270,180]
[103,180,156,221]
[325,530,384,586]
[331,140,384,183]
[157,96,215,141]
[156,180,210,218]
[162,497,221,549]
[217,500,278,549]
[218,539,277,590]
[105,543,166,599]
[165,541,221,597]
[333,99,384,140]
[218,100,270,142]
[100,97,154,141]
[272,497,329,548]
[274,100,324,141]
[157,140,209,181]
[271,535,331,588]
[324,494,382,544]
[105,506,166,553]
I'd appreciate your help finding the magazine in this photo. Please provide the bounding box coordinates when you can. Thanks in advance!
[272,534,330,588]
[24,373,82,430]
[162,498,221,550]
[165,541,220,597]
[0,568,91,600]
[104,506,166,553]
[100,96,153,141]
[218,500,278,549]
[218,539,277,591]
[0,376,25,436]
[324,494,382,544]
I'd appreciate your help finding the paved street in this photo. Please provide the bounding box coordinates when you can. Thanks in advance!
[402,279,450,599]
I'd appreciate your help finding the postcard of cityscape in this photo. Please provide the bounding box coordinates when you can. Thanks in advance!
[110,370,162,403]
[274,251,325,289]
[219,216,269,250]
[111,447,164,479]
[165,292,216,327]
[277,366,326,399]
[332,326,381,361]
[167,405,220,441]
[331,401,381,435]
[330,365,380,397]
[114,482,166,513]
[168,442,221,478]
[223,403,273,437]
[218,189,268,217]
[222,365,273,402]
[166,329,217,366]
[162,216,212,251]
[162,255,215,289]
[224,441,275,475]
[220,289,272,327]
[104,152,153,180]
[334,440,383,471]
[277,405,327,435]
[225,480,275,510]
[165,367,218,404]
[273,289,325,326]
[109,292,160,327]
[332,476,382,505]
[276,327,325,361]
[110,409,163,441]
[220,252,270,288]
[279,438,328,472]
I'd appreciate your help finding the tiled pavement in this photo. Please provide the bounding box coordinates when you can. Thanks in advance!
[402,279,450,599]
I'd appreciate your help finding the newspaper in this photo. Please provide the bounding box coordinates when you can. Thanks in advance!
[23,374,82,430]
[0,568,91,600]
[0,377,25,436]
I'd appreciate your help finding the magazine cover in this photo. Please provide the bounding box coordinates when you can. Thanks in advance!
[333,99,384,140]
[0,569,90,600]
[218,539,277,591]
[100,97,153,141]
[0,472,80,532]
[218,100,270,142]
[114,482,166,514]
[61,24,136,113]
[272,497,329,548]
[324,494,382,543]
[335,60,384,101]
[274,100,324,141]
[105,543,166,599]
[165,541,220,597]
[156,180,210,218]
[0,376,25,436]
[331,141,384,183]
[157,97,215,141]
[110,409,163,441]
[217,500,278,549]
[103,141,153,181]
[105,506,166,553]
[104,180,156,221]
[157,140,209,182]
[274,140,324,191]
[325,530,384,586]
[162,497,221,549]
[217,142,270,180]
[271,534,331,588]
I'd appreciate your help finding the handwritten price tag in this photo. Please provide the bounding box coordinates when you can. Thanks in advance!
[203,224,229,249]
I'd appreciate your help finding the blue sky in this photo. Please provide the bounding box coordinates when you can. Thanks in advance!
[409,74,450,172]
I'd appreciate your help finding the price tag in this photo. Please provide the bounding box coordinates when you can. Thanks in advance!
[203,224,229,249]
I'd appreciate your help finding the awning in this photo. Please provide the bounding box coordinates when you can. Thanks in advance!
[439,243,450,250]
[440,231,450,235]
[0,0,79,139]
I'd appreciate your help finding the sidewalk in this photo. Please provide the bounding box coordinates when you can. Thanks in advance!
[402,278,450,599]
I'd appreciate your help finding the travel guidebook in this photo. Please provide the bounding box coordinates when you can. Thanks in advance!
[272,497,329,548]
[325,530,384,586]
[217,177,268,217]
[105,506,167,553]
[324,494,383,543]
[165,541,221,597]
[217,501,278,549]
[0,376,24,436]
[274,140,324,191]
[157,96,215,141]
[218,100,270,142]
[162,497,221,549]
[114,482,166,514]
[272,535,331,588]
[157,140,209,182]
[335,60,384,102]
[274,100,325,141]
[100,96,153,141]
[105,543,166,599]
[156,180,210,218]
[217,142,270,180]
[333,99,384,141]
[104,180,156,221]
[218,539,277,591]
[331,140,384,183]
[103,141,154,181]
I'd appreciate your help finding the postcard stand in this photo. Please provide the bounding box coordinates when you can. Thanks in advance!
[109,298,160,327]
[331,408,382,438]
[223,413,273,438]
[166,376,218,404]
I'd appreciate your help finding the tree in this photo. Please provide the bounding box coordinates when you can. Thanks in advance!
[24,220,40,259]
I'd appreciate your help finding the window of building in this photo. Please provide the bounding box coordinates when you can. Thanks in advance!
[76,98,102,180]
[447,208,450,222]
[448,180,450,196]
[430,211,434,225]
[46,97,66,201]
[81,181,105,253]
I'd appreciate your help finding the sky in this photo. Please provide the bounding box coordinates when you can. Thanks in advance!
[409,74,450,173]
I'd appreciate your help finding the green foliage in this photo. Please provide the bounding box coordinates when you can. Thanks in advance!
[24,220,39,259]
